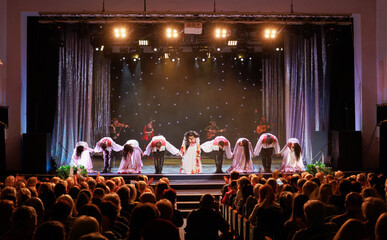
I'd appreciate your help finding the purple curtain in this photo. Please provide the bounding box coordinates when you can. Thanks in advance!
[284,27,329,164]
[51,26,111,166]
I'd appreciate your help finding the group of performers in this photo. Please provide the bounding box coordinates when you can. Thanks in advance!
[70,118,305,174]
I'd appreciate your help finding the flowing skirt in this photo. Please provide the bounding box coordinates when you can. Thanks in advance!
[180,146,202,174]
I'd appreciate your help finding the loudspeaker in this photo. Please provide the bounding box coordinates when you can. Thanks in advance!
[22,133,51,174]
[312,131,329,163]
[329,131,362,170]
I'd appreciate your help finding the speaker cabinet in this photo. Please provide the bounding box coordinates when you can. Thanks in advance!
[329,131,362,171]
[22,133,51,174]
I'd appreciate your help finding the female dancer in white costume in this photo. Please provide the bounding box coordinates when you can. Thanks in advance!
[278,138,305,172]
[227,138,255,173]
[180,131,202,174]
[117,139,144,174]
[71,141,95,173]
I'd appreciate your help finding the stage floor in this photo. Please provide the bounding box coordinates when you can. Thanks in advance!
[92,154,283,174]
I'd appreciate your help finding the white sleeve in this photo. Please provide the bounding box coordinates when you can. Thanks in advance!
[94,140,103,152]
[200,140,214,153]
[254,136,264,156]
[111,140,123,152]
[144,141,153,156]
[166,141,180,155]
[224,144,233,159]
[248,141,254,157]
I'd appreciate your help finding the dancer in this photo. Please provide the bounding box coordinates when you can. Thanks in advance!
[254,133,280,172]
[94,137,122,173]
[277,138,305,172]
[144,135,180,174]
[117,139,143,174]
[201,136,232,173]
[180,131,202,174]
[70,141,95,173]
[227,138,255,173]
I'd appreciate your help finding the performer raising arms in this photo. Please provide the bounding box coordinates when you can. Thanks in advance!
[227,138,255,173]
[201,136,232,173]
[277,138,305,173]
[94,137,122,173]
[110,118,129,141]
[254,133,280,173]
[71,141,95,173]
[180,131,202,174]
[144,135,180,174]
[117,139,143,174]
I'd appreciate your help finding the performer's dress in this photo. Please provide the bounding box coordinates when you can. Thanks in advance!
[180,138,202,174]
[117,140,143,174]
[70,141,94,173]
[279,138,305,172]
[227,138,255,173]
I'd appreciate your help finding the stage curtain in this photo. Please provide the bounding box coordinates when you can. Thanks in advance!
[284,26,329,164]
[262,50,286,147]
[91,52,111,146]
[51,26,94,166]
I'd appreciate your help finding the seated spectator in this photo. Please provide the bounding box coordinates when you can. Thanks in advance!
[297,179,307,193]
[330,192,363,229]
[16,188,31,206]
[362,197,387,239]
[54,181,67,198]
[249,184,283,240]
[185,194,231,240]
[283,194,309,240]
[156,199,173,221]
[1,186,16,201]
[333,219,367,240]
[129,203,159,240]
[79,232,108,240]
[155,182,169,201]
[76,191,91,214]
[375,212,387,240]
[92,188,105,208]
[99,200,123,240]
[221,180,237,205]
[78,204,103,226]
[141,218,180,240]
[162,188,184,228]
[100,196,128,239]
[329,179,351,214]
[302,181,319,200]
[0,205,37,240]
[237,184,253,215]
[24,197,45,225]
[233,176,251,209]
[52,199,74,236]
[279,191,294,221]
[116,185,133,222]
[0,200,15,235]
[68,215,100,240]
[293,200,338,240]
[244,183,261,219]
[34,221,65,240]
[221,170,240,198]
[362,187,382,200]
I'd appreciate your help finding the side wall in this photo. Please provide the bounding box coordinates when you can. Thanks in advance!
[2,0,379,170]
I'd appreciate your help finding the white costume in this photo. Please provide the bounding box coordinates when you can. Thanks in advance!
[94,137,122,173]
[254,133,280,156]
[117,140,143,174]
[279,138,305,172]
[227,138,255,173]
[200,136,233,158]
[144,135,180,156]
[70,141,94,172]
[180,132,202,174]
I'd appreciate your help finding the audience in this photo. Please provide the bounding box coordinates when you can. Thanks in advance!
[0,169,386,240]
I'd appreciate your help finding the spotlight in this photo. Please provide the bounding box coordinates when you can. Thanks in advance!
[164,53,169,59]
[215,28,228,38]
[228,40,237,46]
[166,28,179,38]
[264,28,277,39]
[153,47,158,52]
[216,47,221,51]
[139,40,148,46]
[100,45,104,51]
[172,58,176,62]
[202,58,206,62]
[114,27,127,38]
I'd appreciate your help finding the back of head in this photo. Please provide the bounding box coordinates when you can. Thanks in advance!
[162,188,177,205]
[11,205,37,236]
[200,194,215,209]
[259,184,275,204]
[24,197,44,223]
[338,179,351,195]
[230,170,240,181]
[267,178,278,193]
[93,188,105,199]
[130,203,159,230]
[304,200,325,226]
[99,200,119,223]
[302,181,319,199]
[333,219,367,240]
[78,204,102,224]
[293,143,301,159]
[279,191,294,212]
[127,184,137,203]
[141,218,179,240]
[376,212,387,240]
[290,194,308,221]
[156,199,173,220]
[34,221,65,240]
[68,215,100,240]
[140,192,156,204]
[345,192,363,212]
[266,135,273,145]
[362,197,387,223]
[0,199,15,226]
[76,145,85,157]
[54,182,67,198]
[123,144,134,158]
[52,199,72,221]
[116,185,130,205]
[155,182,169,201]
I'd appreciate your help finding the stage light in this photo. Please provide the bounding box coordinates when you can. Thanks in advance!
[153,47,158,52]
[139,40,148,46]
[166,28,179,38]
[216,47,221,51]
[264,28,277,39]
[202,58,206,62]
[215,28,228,38]
[172,58,176,62]
[100,45,104,51]
[164,53,169,59]
[228,40,237,46]
[114,27,127,38]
